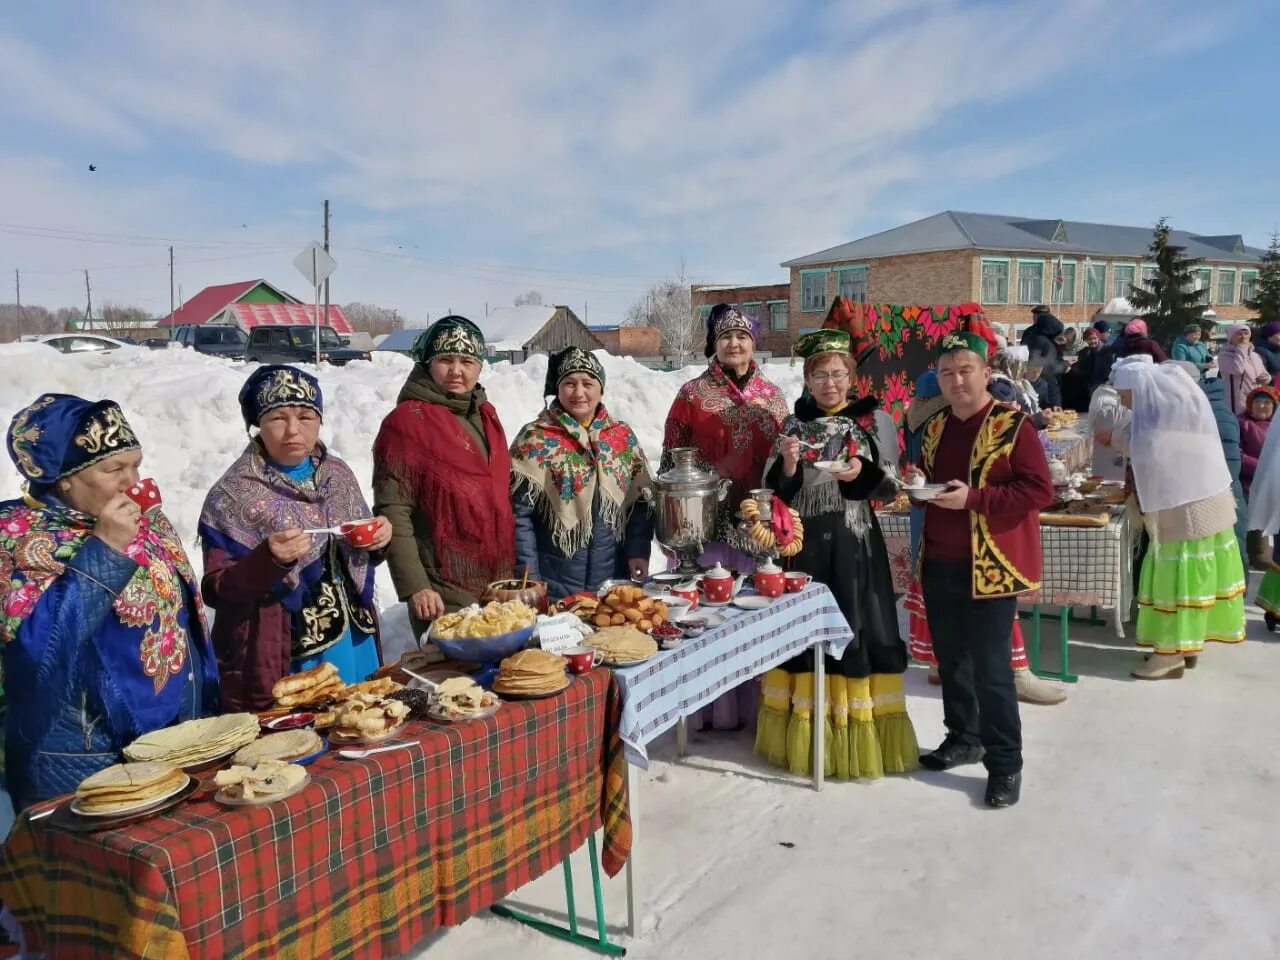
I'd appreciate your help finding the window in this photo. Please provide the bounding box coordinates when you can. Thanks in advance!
[801,270,827,312]
[1017,260,1045,304]
[836,266,868,303]
[981,258,1010,304]
[1140,264,1159,292]
[1112,264,1136,299]
[1195,267,1213,304]
[696,305,712,325]
[1050,260,1076,304]
[768,300,789,332]
[1085,262,1107,303]
[740,302,763,326]
[1241,269,1259,304]
[1218,268,1236,305]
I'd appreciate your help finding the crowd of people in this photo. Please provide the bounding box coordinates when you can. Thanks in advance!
[0,300,1268,820]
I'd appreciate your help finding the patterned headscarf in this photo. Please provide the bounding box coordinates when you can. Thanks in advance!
[543,346,606,397]
[238,365,323,430]
[6,393,141,485]
[413,315,486,364]
[704,303,760,358]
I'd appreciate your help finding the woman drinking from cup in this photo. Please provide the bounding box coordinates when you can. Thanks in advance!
[661,304,787,729]
[510,347,654,599]
[755,330,919,779]
[0,394,219,809]
[200,366,390,710]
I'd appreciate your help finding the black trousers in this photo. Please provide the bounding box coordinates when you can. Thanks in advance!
[922,560,1023,775]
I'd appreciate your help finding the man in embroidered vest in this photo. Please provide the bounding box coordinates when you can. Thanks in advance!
[905,331,1054,808]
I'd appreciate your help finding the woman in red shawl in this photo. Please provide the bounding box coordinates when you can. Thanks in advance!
[661,303,787,729]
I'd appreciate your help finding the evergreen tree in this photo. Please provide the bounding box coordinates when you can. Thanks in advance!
[1246,232,1280,325]
[1127,217,1206,345]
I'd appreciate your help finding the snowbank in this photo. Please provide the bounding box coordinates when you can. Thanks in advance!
[0,345,805,652]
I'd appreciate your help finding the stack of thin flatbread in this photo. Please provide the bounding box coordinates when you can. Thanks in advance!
[123,713,261,767]
[232,729,323,765]
[74,761,187,815]
[272,662,346,708]
[587,625,658,664]
[214,760,308,802]
[432,677,499,719]
[492,649,569,697]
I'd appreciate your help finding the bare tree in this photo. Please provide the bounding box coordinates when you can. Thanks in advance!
[513,290,544,306]
[342,302,403,337]
[101,303,151,326]
[624,267,696,362]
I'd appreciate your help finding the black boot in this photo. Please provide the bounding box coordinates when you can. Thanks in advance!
[919,735,984,771]
[984,772,1022,808]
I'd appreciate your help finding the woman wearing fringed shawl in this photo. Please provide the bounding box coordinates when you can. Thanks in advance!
[0,394,219,809]
[510,347,654,599]
[755,330,920,780]
[200,366,390,710]
[373,316,516,653]
[661,304,787,730]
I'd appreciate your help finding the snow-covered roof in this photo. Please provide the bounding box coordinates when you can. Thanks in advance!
[1096,297,1142,317]
[481,305,556,349]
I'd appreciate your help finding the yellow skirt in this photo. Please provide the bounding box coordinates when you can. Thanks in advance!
[755,670,920,780]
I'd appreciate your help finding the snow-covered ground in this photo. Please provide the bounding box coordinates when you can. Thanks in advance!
[4,346,1278,959]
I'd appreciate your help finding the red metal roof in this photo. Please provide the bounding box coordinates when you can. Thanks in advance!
[158,280,259,328]
[224,303,352,334]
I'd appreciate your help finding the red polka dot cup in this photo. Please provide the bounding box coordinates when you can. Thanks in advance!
[784,572,811,594]
[124,478,162,514]
[341,519,379,549]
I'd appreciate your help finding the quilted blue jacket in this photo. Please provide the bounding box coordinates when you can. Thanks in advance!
[514,494,654,600]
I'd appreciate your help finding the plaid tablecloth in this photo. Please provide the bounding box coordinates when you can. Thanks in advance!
[877,510,1133,611]
[611,584,854,767]
[1044,430,1093,475]
[0,670,630,960]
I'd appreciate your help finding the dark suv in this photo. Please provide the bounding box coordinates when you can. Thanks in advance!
[244,325,370,366]
[173,324,248,360]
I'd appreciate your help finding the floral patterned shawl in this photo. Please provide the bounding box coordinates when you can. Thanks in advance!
[509,401,651,559]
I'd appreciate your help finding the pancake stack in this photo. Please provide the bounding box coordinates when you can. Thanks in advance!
[74,762,187,815]
[492,649,570,697]
[123,713,261,767]
[231,729,323,765]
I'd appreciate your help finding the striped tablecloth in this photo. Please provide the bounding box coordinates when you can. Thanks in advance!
[0,671,630,960]
[610,584,854,767]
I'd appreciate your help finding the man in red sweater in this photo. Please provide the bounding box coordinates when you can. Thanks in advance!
[905,331,1054,808]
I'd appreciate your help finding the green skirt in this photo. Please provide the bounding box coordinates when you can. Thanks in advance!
[1136,528,1246,654]
[1257,569,1280,617]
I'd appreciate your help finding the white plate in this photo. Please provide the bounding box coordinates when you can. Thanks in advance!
[70,773,192,818]
[426,701,501,723]
[699,597,735,607]
[813,460,850,473]
[215,773,311,807]
[732,595,774,611]
[906,483,949,502]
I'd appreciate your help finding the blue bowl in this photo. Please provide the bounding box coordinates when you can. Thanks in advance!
[429,623,536,664]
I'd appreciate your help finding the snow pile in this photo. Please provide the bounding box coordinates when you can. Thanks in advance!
[0,344,804,652]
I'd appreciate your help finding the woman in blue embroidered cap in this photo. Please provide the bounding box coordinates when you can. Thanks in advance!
[0,394,220,810]
[199,365,391,711]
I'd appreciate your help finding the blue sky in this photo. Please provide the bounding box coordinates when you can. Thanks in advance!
[0,0,1276,326]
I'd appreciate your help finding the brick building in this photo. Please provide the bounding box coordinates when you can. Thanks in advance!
[588,325,661,357]
[690,282,791,355]
[781,211,1267,334]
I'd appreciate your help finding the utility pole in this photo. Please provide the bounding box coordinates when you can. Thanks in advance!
[323,200,331,326]
[84,270,93,332]
[169,246,175,318]
[14,270,21,341]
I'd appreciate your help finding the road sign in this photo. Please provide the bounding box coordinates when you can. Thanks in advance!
[293,242,337,288]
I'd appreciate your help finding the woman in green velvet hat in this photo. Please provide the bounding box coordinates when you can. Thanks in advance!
[755,328,919,780]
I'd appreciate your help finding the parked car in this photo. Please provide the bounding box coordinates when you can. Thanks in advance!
[36,334,132,354]
[244,325,371,366]
[137,337,176,350]
[173,324,248,360]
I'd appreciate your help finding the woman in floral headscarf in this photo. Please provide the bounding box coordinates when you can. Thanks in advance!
[200,365,391,710]
[662,303,787,729]
[510,347,654,599]
[0,394,219,809]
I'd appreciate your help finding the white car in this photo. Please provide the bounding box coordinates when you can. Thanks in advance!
[36,334,133,354]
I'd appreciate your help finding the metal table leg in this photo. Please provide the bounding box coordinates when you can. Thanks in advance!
[624,769,639,938]
[675,715,688,759]
[812,640,825,792]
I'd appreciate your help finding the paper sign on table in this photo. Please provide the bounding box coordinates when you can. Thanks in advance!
[537,614,585,655]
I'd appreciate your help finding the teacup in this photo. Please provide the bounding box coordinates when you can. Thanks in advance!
[753,568,786,598]
[784,572,812,594]
[671,581,700,610]
[563,645,603,675]
[661,596,692,622]
[341,519,379,548]
[124,478,162,514]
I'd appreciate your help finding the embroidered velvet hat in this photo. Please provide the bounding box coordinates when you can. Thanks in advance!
[6,393,141,484]
[937,330,990,361]
[413,315,486,364]
[238,365,323,430]
[703,303,760,358]
[543,346,606,397]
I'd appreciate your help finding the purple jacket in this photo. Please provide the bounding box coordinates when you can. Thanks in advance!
[1238,415,1271,498]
